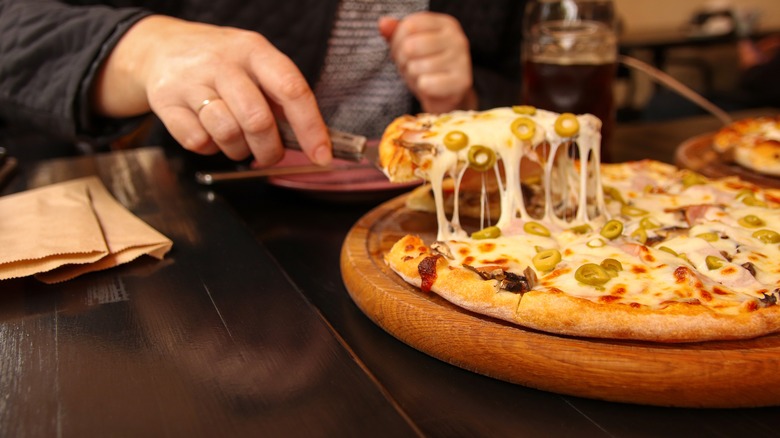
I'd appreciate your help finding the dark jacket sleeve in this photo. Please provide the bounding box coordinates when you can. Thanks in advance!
[0,0,152,144]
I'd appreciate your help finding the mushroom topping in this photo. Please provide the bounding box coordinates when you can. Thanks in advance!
[395,138,436,156]
[742,261,757,277]
[759,289,779,307]
[430,241,454,260]
[463,265,537,294]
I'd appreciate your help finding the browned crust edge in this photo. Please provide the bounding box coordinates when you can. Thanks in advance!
[385,235,780,343]
[378,115,419,183]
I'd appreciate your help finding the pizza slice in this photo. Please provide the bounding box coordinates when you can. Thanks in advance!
[712,115,780,176]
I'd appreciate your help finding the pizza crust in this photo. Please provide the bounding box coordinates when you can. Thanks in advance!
[713,116,780,177]
[514,290,780,343]
[378,115,419,183]
[386,235,780,343]
[385,235,522,322]
[733,140,780,177]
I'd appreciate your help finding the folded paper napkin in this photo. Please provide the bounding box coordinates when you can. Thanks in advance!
[0,176,173,283]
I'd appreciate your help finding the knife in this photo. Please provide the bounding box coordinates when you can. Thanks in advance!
[195,162,377,185]
[195,124,379,185]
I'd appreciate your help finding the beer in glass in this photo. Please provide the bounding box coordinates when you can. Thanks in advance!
[522,0,617,160]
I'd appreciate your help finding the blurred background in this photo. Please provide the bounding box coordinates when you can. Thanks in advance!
[613,0,780,121]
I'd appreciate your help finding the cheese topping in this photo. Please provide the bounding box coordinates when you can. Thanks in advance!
[388,107,780,314]
[390,107,606,241]
[742,118,780,143]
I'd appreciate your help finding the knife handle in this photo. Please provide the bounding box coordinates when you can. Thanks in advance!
[278,122,367,162]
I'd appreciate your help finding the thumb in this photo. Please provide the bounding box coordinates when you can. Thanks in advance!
[378,16,400,42]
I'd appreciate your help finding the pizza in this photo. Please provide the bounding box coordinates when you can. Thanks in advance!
[378,106,780,343]
[712,115,780,176]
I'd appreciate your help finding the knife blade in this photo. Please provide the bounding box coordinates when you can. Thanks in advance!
[195,146,381,185]
[195,124,380,185]
[195,162,376,185]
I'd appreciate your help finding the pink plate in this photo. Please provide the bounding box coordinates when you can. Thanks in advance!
[267,144,420,201]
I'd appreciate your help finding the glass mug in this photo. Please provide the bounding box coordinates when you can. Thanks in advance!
[521,0,617,160]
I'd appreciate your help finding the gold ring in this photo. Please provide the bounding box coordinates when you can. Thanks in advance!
[197,98,219,114]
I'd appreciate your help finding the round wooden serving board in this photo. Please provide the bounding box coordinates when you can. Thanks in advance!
[340,194,780,408]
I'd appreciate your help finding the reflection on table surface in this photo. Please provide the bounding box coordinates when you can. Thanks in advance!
[2,109,780,437]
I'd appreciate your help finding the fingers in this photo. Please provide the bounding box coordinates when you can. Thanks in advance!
[378,16,400,42]
[249,49,332,166]
[405,51,461,87]
[140,21,330,166]
[194,53,330,167]
[389,21,453,66]
[158,86,272,163]
[212,66,284,165]
[415,70,468,98]
[162,105,220,156]
[384,12,473,113]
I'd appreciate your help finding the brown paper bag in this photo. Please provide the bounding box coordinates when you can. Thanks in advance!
[0,176,173,283]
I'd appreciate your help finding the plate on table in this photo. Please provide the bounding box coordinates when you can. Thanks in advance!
[340,194,780,408]
[674,132,780,188]
[268,143,420,201]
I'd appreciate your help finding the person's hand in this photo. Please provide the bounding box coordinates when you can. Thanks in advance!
[379,12,476,114]
[91,15,332,167]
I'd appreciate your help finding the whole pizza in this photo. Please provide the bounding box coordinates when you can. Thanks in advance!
[378,106,780,343]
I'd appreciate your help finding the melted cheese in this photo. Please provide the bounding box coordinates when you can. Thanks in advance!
[747,118,780,143]
[393,107,780,313]
[394,107,606,241]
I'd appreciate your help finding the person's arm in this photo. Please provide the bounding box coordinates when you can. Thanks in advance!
[0,0,151,142]
[0,1,332,166]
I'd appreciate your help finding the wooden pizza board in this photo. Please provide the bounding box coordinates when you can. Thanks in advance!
[675,133,780,189]
[340,194,780,408]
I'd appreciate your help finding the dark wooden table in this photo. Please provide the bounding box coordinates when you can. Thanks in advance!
[3,111,780,437]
